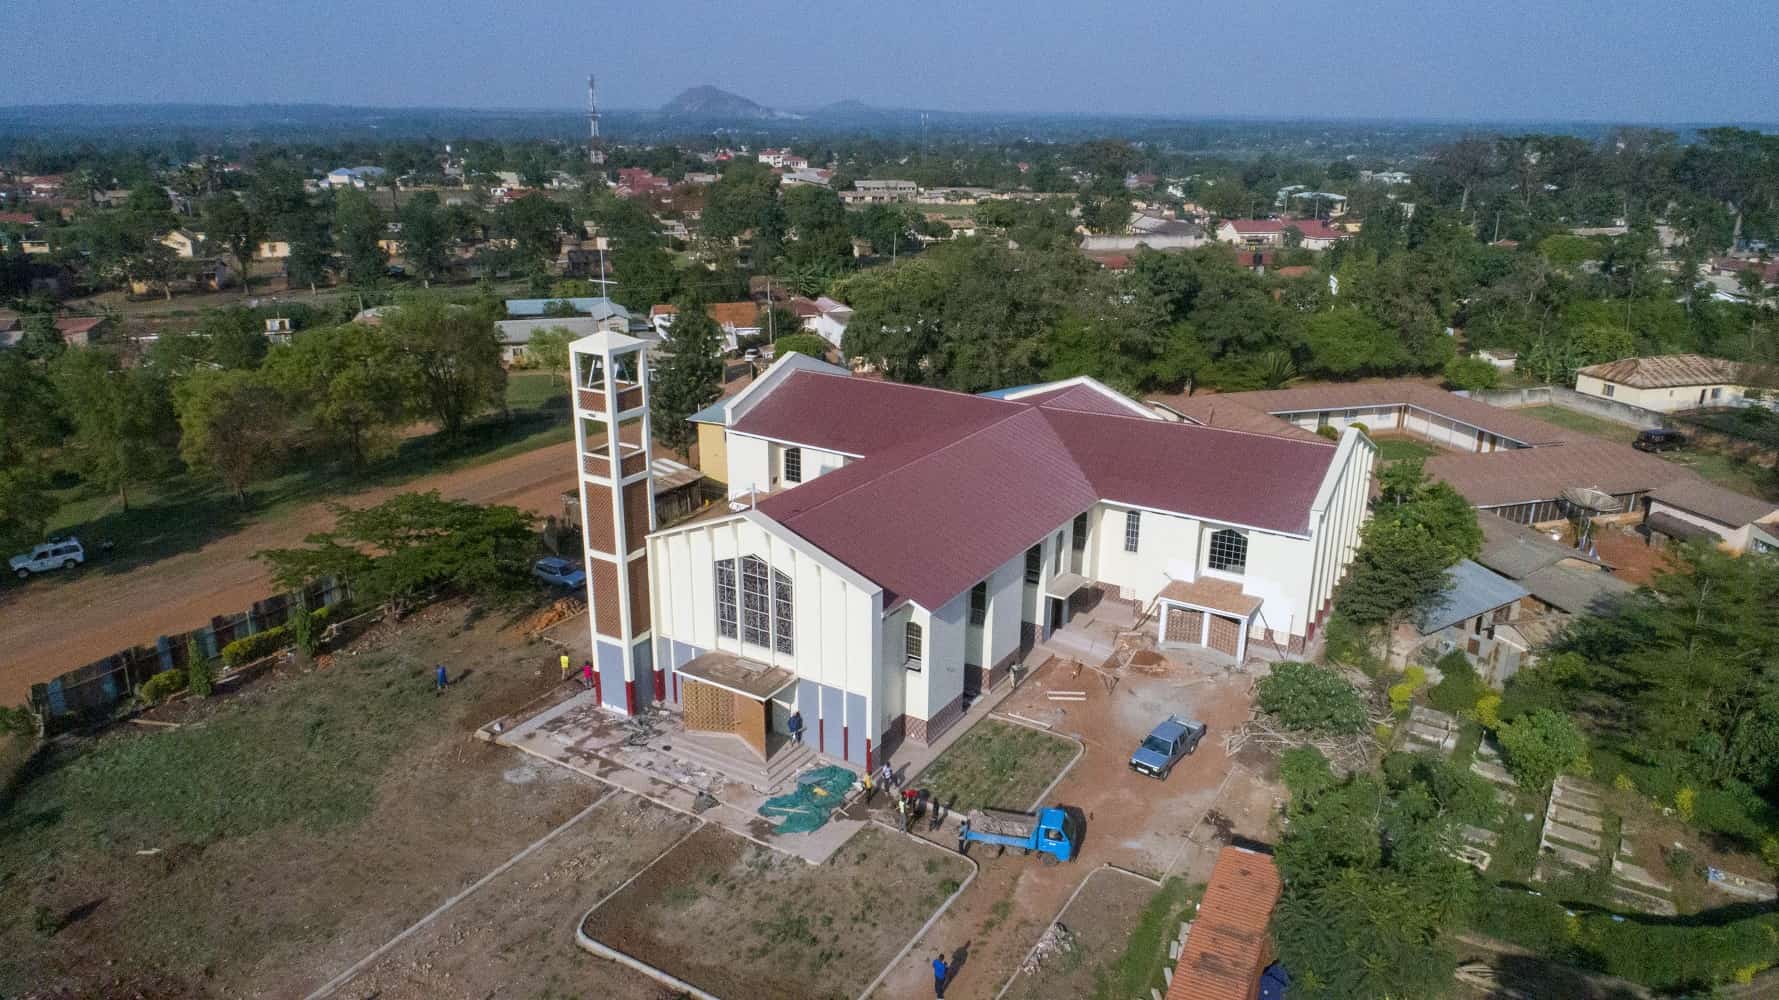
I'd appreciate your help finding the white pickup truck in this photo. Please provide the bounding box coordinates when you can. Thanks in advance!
[10,537,85,579]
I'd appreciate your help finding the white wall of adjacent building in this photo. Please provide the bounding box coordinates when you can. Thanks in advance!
[1574,373,1744,412]
[723,431,850,498]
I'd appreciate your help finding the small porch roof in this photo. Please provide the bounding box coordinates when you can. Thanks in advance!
[1158,577,1263,619]
[674,650,797,702]
[1044,571,1090,600]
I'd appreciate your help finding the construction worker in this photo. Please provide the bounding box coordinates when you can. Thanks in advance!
[559,652,570,682]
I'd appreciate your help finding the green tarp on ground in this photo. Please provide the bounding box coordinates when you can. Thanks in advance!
[758,765,855,835]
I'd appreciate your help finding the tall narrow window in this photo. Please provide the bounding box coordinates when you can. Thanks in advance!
[740,555,771,647]
[714,558,738,638]
[1024,544,1042,584]
[904,620,923,670]
[1071,512,1089,553]
[1124,510,1141,553]
[1207,528,1248,574]
[783,446,802,484]
[969,581,987,626]
[773,569,794,655]
[1052,532,1063,573]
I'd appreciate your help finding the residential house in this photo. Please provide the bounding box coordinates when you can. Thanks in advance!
[780,168,832,187]
[160,228,205,258]
[495,314,630,365]
[809,296,851,348]
[589,354,1374,768]
[615,168,670,199]
[707,301,763,351]
[1473,516,1634,683]
[1641,477,1779,554]
[840,180,918,205]
[1412,559,1529,668]
[1214,218,1350,250]
[1360,170,1413,185]
[255,239,291,260]
[1574,354,1773,412]
[52,316,108,347]
[324,166,386,189]
[264,317,294,344]
[1166,846,1283,1000]
[504,297,632,324]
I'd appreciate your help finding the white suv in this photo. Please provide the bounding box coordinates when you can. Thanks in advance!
[10,537,85,579]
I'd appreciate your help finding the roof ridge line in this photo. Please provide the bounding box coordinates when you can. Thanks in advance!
[1050,402,1338,447]
[763,407,1040,522]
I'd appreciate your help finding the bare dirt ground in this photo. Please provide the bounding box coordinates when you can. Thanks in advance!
[581,823,970,1000]
[873,652,1266,999]
[1000,867,1157,1000]
[0,440,575,705]
[3,599,655,999]
[335,789,697,1000]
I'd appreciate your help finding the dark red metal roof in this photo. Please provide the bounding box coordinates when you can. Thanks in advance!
[747,373,1338,610]
[731,371,1013,456]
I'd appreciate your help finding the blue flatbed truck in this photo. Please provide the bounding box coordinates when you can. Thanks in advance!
[955,806,1081,863]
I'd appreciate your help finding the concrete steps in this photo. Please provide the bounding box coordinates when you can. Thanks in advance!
[662,732,823,793]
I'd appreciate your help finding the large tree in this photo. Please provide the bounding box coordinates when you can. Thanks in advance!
[51,348,176,510]
[203,193,263,298]
[0,351,61,549]
[173,368,287,505]
[332,187,387,289]
[257,491,536,613]
[262,324,404,467]
[651,300,724,459]
[398,191,453,287]
[382,299,506,438]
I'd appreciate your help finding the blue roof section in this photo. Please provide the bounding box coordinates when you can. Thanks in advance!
[505,296,630,320]
[979,383,1041,399]
[688,400,728,425]
[1419,559,1530,634]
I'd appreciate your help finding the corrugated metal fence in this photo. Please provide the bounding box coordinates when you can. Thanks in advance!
[28,578,346,734]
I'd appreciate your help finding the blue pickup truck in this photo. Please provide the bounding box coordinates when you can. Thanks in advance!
[1129,715,1207,779]
[956,806,1081,864]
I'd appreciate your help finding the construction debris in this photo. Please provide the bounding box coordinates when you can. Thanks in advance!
[518,596,586,636]
[1021,921,1076,975]
[1223,714,1381,774]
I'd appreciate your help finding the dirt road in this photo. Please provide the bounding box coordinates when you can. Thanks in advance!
[0,441,577,705]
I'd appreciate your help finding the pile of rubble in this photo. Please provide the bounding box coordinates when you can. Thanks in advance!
[1020,921,1076,975]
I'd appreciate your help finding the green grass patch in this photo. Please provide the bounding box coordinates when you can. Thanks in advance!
[915,718,1076,815]
[0,650,441,864]
[1517,405,1638,441]
[1372,436,1442,463]
[1585,746,1778,848]
[1485,787,1547,883]
[1092,877,1202,1000]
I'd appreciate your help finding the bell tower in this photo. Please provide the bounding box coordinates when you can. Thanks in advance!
[571,331,656,715]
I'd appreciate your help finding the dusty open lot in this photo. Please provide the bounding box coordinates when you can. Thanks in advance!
[872,649,1270,998]
[0,598,666,998]
[581,823,971,1000]
[0,439,575,705]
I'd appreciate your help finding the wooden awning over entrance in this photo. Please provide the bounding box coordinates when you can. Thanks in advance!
[673,650,797,702]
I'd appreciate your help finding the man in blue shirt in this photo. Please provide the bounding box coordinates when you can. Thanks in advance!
[932,953,948,998]
[435,663,448,693]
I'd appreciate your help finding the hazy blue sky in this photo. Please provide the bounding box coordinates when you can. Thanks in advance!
[2,0,1773,122]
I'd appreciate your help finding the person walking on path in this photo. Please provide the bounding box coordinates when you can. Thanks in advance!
[582,660,595,692]
[434,663,448,693]
[931,954,949,998]
[877,761,895,792]
[787,710,804,745]
[559,653,570,682]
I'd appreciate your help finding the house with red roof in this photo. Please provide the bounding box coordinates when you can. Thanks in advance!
[579,349,1374,770]
[1215,218,1349,251]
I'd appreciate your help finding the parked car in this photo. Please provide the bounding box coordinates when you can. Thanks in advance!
[742,348,761,363]
[532,556,586,588]
[10,536,85,579]
[1632,428,1687,453]
[1129,715,1207,779]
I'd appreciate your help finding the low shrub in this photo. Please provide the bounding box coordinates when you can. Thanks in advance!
[1497,708,1588,791]
[1349,421,1371,435]
[221,626,289,668]
[1387,665,1427,716]
[1316,424,1339,441]
[187,645,214,698]
[1427,652,1486,715]
[1257,661,1370,734]
[138,669,188,705]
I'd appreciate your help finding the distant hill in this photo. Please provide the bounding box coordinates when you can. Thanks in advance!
[819,99,877,115]
[661,86,794,120]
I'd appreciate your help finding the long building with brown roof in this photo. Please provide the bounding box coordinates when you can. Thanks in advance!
[1167,845,1283,1000]
[616,356,1375,767]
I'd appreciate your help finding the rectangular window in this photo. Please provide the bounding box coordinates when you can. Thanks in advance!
[741,556,771,647]
[773,569,794,655]
[1603,384,1615,398]
[715,558,738,639]
[1207,528,1248,575]
[904,620,923,670]
[1052,532,1063,573]
[1071,512,1088,552]
[1124,510,1141,553]
[969,581,987,626]
[783,446,802,484]
[1024,545,1042,584]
